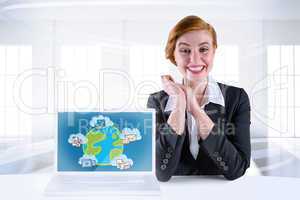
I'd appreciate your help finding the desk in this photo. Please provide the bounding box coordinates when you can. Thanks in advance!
[1,174,300,200]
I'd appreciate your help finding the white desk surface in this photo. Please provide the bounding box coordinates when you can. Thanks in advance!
[1,173,300,200]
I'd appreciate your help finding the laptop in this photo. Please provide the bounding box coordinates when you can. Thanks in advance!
[44,110,160,198]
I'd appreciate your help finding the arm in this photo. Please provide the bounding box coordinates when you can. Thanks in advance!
[199,88,251,180]
[147,94,186,182]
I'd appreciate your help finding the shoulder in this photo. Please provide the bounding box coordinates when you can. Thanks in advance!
[217,82,250,107]
[148,90,169,102]
[147,90,169,109]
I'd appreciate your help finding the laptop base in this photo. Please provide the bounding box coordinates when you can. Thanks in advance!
[44,174,160,198]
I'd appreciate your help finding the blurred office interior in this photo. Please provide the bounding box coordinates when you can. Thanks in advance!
[0,0,300,177]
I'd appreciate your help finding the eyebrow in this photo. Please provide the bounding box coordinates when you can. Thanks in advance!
[178,42,210,47]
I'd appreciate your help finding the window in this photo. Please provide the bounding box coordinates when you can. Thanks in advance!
[129,45,170,109]
[60,45,130,111]
[59,45,102,110]
[267,45,299,137]
[129,45,169,84]
[0,45,32,138]
[211,45,239,86]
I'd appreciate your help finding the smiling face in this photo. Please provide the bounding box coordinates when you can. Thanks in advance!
[174,30,216,82]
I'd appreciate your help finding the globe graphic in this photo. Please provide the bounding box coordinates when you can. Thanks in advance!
[82,125,124,166]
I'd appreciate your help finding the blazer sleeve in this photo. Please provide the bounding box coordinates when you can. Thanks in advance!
[147,94,186,182]
[200,88,251,180]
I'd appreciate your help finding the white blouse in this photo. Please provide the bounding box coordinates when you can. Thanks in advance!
[164,76,225,159]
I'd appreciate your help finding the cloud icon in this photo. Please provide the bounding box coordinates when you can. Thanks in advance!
[89,115,114,128]
[68,133,87,147]
[120,128,142,144]
[78,155,97,168]
[111,154,133,170]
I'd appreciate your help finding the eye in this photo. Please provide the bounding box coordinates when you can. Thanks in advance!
[179,48,191,54]
[199,47,209,53]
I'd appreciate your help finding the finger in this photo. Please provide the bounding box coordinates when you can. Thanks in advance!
[162,80,176,93]
[161,77,175,87]
[177,84,187,93]
[162,82,178,96]
[161,75,175,82]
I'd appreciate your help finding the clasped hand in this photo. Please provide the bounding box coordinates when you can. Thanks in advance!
[161,75,214,140]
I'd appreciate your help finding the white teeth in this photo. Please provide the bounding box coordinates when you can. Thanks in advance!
[189,66,204,72]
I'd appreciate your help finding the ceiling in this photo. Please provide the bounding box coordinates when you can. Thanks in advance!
[0,0,299,21]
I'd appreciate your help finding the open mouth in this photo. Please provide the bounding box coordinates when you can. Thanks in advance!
[187,66,205,74]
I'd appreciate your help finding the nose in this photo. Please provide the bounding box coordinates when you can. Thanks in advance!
[189,50,205,66]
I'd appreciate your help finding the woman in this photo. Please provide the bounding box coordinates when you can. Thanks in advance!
[147,15,251,181]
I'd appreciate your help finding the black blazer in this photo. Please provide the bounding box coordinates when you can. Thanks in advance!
[147,82,251,181]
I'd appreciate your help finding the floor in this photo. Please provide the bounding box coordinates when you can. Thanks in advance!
[1,138,300,178]
[251,138,300,177]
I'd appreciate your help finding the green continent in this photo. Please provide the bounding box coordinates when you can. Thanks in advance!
[112,139,123,147]
[112,126,123,147]
[84,129,106,155]
[109,148,123,160]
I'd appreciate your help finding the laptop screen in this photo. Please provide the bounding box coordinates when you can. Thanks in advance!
[57,112,153,172]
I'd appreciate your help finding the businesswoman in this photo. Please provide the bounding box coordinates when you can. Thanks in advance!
[147,15,251,181]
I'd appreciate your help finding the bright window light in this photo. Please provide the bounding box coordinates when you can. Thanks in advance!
[0,45,32,138]
[267,45,299,137]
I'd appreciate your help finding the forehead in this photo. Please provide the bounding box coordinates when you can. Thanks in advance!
[176,30,213,45]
